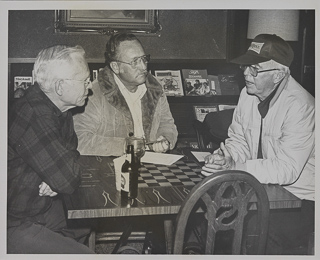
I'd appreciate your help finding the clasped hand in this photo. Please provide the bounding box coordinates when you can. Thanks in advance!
[201,142,235,176]
[39,181,58,197]
[149,135,170,153]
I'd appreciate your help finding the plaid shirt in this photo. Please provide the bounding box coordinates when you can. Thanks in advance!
[8,84,81,224]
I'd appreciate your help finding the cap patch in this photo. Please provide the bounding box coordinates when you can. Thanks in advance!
[248,42,264,54]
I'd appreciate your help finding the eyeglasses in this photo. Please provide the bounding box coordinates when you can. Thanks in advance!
[63,78,92,88]
[114,54,150,68]
[240,65,280,77]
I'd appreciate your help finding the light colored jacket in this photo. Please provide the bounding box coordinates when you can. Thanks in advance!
[73,66,178,157]
[226,74,315,201]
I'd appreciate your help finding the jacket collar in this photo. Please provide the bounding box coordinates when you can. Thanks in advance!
[269,70,290,108]
[97,66,163,140]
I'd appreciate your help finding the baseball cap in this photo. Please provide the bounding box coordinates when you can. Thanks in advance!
[231,34,294,67]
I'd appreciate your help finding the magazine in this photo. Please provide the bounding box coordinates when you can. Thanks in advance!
[208,75,221,95]
[154,70,184,96]
[193,105,218,122]
[181,69,212,96]
[218,104,237,111]
[14,76,33,98]
[218,74,240,95]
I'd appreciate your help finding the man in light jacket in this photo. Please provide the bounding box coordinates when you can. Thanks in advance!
[202,34,314,254]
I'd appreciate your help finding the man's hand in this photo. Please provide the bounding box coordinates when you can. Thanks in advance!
[151,136,170,153]
[204,147,225,165]
[201,142,235,176]
[39,182,58,197]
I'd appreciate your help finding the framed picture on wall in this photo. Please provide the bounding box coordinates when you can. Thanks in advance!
[193,105,218,122]
[55,10,161,35]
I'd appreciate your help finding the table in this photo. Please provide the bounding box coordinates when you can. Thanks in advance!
[63,154,302,253]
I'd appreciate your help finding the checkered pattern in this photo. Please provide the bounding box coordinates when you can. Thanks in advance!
[138,160,203,188]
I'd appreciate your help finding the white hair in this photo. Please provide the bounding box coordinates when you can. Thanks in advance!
[269,60,290,73]
[33,45,86,93]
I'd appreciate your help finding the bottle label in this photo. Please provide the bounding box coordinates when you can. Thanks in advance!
[121,171,130,192]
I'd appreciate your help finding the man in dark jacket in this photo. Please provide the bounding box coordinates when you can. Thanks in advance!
[7,45,94,253]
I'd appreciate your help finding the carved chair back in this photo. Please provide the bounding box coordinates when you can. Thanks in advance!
[173,170,269,255]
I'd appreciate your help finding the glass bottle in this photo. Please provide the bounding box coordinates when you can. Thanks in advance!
[121,144,139,199]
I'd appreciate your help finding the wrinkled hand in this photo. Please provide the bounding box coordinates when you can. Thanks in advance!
[151,136,170,153]
[201,142,235,176]
[204,148,225,165]
[39,182,58,197]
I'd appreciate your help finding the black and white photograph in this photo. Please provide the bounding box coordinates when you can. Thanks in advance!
[155,70,184,96]
[2,1,317,258]
[181,69,211,96]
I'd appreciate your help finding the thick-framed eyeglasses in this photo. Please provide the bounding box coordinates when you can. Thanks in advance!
[114,54,150,68]
[240,65,279,77]
[63,78,92,88]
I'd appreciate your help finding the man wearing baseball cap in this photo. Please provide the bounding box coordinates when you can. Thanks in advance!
[202,34,314,254]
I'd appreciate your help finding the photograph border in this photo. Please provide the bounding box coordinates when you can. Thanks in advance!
[54,10,161,35]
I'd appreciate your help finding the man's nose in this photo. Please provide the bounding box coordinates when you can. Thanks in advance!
[243,66,250,75]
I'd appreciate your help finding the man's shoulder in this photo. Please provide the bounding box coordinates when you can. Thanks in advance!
[9,97,50,143]
[11,94,43,118]
[283,76,315,108]
[146,73,162,90]
[96,66,118,94]
[9,98,32,126]
[145,73,165,99]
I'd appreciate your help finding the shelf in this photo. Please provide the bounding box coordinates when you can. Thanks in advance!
[167,95,239,104]
[8,61,241,140]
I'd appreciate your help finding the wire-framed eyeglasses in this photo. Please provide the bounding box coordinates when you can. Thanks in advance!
[114,54,150,68]
[63,78,92,88]
[240,65,279,77]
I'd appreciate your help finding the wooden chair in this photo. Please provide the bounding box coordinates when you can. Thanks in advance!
[173,170,269,255]
[88,221,157,254]
[88,227,149,254]
[193,108,234,151]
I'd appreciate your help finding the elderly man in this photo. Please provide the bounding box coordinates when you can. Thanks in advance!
[73,33,178,156]
[202,34,315,254]
[7,45,94,253]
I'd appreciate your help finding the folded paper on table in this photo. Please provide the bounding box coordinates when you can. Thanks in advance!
[141,151,184,165]
[191,151,211,162]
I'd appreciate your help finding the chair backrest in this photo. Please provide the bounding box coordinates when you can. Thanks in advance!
[204,108,235,140]
[193,109,234,151]
[173,170,269,255]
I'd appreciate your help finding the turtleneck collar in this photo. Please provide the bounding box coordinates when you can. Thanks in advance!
[258,82,281,118]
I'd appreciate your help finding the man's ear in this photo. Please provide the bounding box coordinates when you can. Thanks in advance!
[110,61,119,74]
[273,70,285,84]
[55,80,63,96]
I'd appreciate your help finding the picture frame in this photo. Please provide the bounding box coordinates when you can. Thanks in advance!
[193,105,218,122]
[55,10,161,35]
